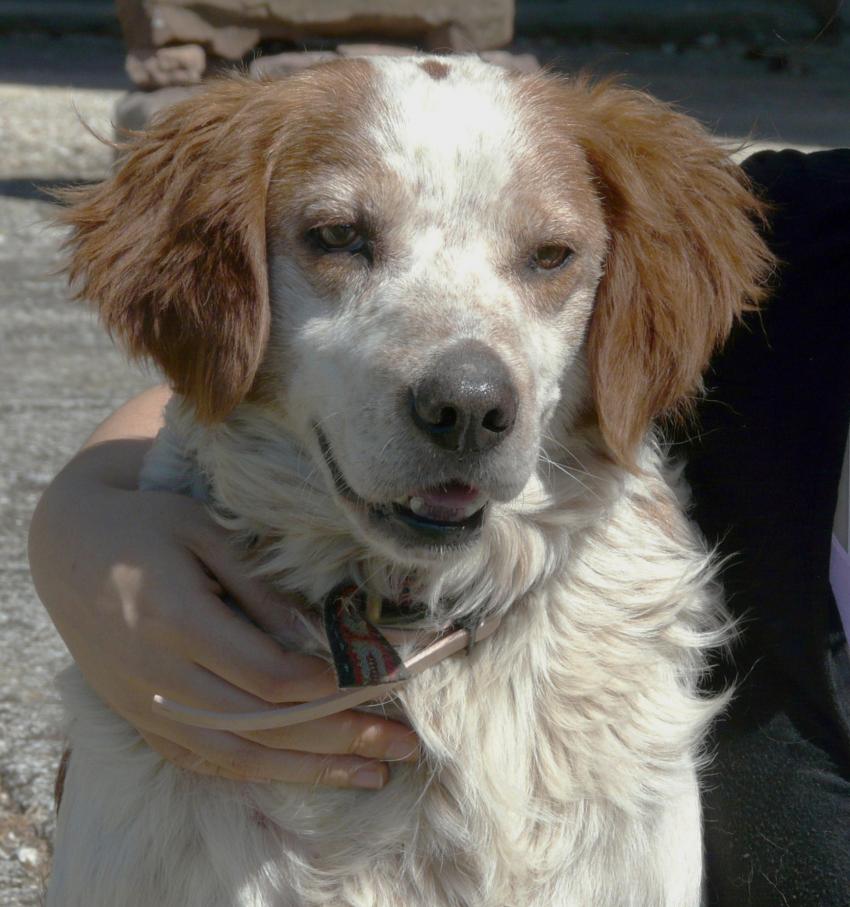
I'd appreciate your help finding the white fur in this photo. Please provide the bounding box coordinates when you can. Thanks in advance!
[50,57,730,907]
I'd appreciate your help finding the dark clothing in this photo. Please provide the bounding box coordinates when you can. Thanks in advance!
[679,149,850,905]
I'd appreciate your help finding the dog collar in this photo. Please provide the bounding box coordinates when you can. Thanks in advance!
[152,584,501,732]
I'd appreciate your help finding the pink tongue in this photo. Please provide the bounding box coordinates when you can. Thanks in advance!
[416,482,479,507]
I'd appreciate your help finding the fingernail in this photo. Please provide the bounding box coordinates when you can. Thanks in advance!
[351,765,386,790]
[385,737,419,762]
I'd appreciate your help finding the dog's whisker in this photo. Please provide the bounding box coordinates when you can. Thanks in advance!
[312,411,343,431]
[538,453,601,500]
[541,433,603,480]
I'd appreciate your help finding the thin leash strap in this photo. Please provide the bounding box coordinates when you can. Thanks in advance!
[152,614,501,732]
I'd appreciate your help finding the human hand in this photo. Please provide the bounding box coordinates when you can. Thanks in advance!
[29,441,418,789]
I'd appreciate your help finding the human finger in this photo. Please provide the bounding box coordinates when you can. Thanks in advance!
[240,710,420,763]
[142,727,390,789]
[184,593,339,703]
[132,661,417,770]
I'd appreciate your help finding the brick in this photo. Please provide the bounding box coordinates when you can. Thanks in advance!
[125,44,206,89]
[117,1,514,60]
[336,43,413,57]
[249,50,338,79]
[480,50,540,74]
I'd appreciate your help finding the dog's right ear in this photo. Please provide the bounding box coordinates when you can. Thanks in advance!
[59,78,276,423]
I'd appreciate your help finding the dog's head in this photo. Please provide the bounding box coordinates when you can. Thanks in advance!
[63,57,770,566]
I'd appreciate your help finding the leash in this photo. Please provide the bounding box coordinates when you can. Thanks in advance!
[152,584,502,732]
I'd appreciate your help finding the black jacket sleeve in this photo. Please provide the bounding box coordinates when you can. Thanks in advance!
[681,149,850,907]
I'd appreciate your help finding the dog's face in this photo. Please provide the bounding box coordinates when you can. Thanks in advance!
[63,57,770,563]
[262,58,607,556]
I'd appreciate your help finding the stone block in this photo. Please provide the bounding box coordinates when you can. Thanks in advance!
[336,43,412,57]
[251,47,539,81]
[422,22,477,53]
[480,50,540,74]
[125,44,207,88]
[117,1,514,60]
[249,50,338,79]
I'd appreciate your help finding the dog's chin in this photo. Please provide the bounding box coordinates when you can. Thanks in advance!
[316,427,490,560]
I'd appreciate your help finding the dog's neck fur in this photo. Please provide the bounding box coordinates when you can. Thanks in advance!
[144,396,622,626]
[144,395,723,757]
[67,391,728,906]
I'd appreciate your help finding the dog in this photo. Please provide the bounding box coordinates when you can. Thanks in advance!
[48,55,772,906]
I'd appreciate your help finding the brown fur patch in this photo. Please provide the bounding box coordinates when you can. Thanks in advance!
[499,155,607,318]
[255,59,386,404]
[58,61,378,423]
[419,59,450,81]
[515,75,774,468]
[58,77,275,423]
[633,491,686,541]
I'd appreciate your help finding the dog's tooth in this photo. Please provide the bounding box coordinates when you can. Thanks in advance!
[458,495,485,518]
[409,496,426,515]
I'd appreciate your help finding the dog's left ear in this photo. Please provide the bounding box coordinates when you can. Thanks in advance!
[572,80,773,468]
[59,78,276,423]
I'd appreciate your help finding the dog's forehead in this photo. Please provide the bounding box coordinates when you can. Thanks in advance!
[365,56,524,202]
[268,57,601,243]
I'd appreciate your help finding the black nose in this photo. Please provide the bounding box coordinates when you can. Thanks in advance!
[409,341,518,453]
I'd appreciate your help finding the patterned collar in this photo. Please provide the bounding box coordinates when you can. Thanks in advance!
[152,583,502,732]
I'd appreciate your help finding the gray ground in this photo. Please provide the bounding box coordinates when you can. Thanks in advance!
[0,26,847,905]
[0,37,150,904]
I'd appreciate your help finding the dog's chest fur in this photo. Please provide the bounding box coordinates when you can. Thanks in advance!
[53,403,723,907]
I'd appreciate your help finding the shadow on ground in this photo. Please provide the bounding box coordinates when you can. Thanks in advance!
[0,178,95,204]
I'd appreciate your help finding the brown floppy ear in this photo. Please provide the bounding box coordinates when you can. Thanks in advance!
[572,80,773,468]
[59,78,275,422]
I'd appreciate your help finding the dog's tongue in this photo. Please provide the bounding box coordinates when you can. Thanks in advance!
[407,483,485,523]
[418,482,480,507]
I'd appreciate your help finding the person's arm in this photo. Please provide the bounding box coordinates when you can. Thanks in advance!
[28,386,418,788]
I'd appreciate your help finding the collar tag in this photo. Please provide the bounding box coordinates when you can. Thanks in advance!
[323,583,410,689]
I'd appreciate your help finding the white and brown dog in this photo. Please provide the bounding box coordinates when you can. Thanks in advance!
[49,56,771,906]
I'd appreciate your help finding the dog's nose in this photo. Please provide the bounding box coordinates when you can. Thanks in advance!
[409,341,518,453]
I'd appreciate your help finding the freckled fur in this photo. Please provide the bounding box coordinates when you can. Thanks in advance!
[419,59,450,81]
[50,56,772,907]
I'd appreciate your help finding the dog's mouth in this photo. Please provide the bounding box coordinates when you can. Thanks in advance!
[316,427,488,548]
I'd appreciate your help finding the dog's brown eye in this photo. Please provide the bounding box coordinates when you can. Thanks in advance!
[314,224,364,253]
[532,244,573,271]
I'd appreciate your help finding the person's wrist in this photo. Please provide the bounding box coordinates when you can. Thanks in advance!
[29,465,135,625]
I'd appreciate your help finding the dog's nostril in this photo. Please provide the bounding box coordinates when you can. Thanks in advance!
[408,391,461,435]
[482,407,510,434]
[436,407,458,429]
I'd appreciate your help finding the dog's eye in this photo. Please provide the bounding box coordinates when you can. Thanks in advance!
[312,224,366,254]
[532,244,574,271]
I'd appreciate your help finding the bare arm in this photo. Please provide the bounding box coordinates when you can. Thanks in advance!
[29,386,417,787]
